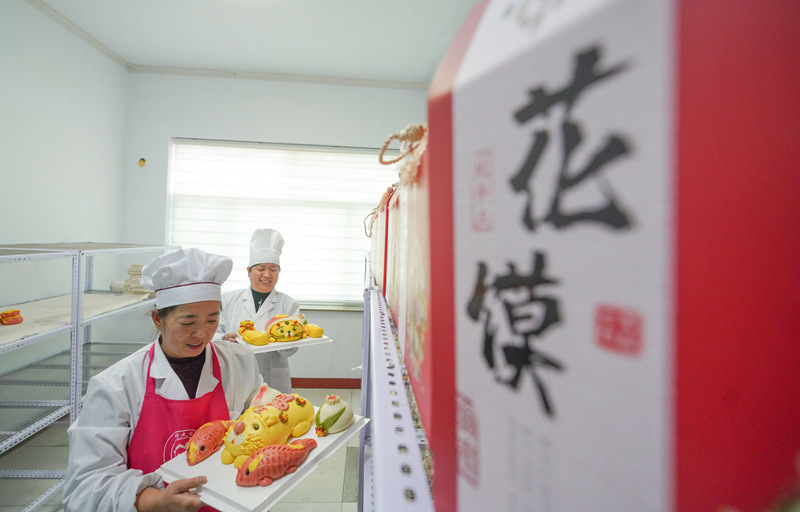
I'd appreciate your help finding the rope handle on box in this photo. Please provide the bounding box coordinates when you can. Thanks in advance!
[378,123,428,165]
[366,122,428,237]
[364,184,397,238]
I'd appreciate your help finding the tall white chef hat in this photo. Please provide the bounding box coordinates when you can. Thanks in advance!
[140,248,233,308]
[249,228,284,267]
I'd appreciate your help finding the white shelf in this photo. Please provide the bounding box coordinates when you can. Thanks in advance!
[360,286,434,512]
[0,293,153,350]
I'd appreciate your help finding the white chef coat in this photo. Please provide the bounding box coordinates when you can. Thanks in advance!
[216,288,300,394]
[62,339,262,512]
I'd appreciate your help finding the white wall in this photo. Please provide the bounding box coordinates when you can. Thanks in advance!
[294,309,365,383]
[0,1,128,246]
[122,73,427,244]
[120,73,427,380]
[0,2,129,308]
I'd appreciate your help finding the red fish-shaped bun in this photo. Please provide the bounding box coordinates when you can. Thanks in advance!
[186,419,233,465]
[235,438,317,487]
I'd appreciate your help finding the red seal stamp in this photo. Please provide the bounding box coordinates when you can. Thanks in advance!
[471,149,494,232]
[594,304,643,357]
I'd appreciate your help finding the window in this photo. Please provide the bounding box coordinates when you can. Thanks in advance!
[168,138,398,309]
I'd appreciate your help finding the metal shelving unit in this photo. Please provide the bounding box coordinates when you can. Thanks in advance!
[0,247,77,458]
[0,243,175,512]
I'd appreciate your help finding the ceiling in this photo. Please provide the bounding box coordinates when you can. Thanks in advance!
[32,0,484,89]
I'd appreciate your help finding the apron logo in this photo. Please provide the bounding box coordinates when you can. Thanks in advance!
[163,429,195,462]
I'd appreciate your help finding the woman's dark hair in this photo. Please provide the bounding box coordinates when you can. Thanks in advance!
[156,305,179,319]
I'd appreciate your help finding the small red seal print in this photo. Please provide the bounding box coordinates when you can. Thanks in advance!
[594,304,643,357]
[471,149,494,232]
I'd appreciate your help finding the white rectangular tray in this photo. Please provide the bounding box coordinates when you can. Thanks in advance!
[243,335,332,354]
[160,411,368,512]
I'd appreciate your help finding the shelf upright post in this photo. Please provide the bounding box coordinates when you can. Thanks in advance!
[358,286,372,512]
[84,253,94,292]
[360,254,375,441]
[69,251,85,423]
[82,251,94,384]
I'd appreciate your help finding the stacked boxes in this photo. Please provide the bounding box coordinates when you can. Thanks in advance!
[373,0,799,510]
[407,0,800,510]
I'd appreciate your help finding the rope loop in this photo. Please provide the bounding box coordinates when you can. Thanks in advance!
[367,122,428,237]
[379,123,428,166]
[364,184,397,238]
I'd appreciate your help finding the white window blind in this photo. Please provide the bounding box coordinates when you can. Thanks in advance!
[168,139,398,308]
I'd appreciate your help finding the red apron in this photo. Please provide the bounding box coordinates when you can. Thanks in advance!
[128,342,230,512]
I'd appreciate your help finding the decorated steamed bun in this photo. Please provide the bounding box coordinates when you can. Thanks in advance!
[314,394,354,436]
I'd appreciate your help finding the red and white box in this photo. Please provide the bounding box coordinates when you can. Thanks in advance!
[425,0,800,511]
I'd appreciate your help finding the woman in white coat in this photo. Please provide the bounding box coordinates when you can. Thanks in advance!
[216,228,299,394]
[62,248,262,512]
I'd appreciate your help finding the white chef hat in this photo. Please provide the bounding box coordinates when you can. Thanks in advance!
[249,228,284,267]
[140,248,233,308]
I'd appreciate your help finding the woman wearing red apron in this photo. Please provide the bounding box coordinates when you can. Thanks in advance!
[129,343,230,512]
[62,249,263,512]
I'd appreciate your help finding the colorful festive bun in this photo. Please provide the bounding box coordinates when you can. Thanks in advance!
[249,383,281,407]
[315,394,354,436]
[186,419,234,465]
[304,324,324,337]
[0,310,22,325]
[221,394,314,468]
[235,438,317,487]
[265,315,307,342]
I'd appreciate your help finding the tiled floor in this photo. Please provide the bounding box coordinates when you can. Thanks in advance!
[0,388,362,512]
